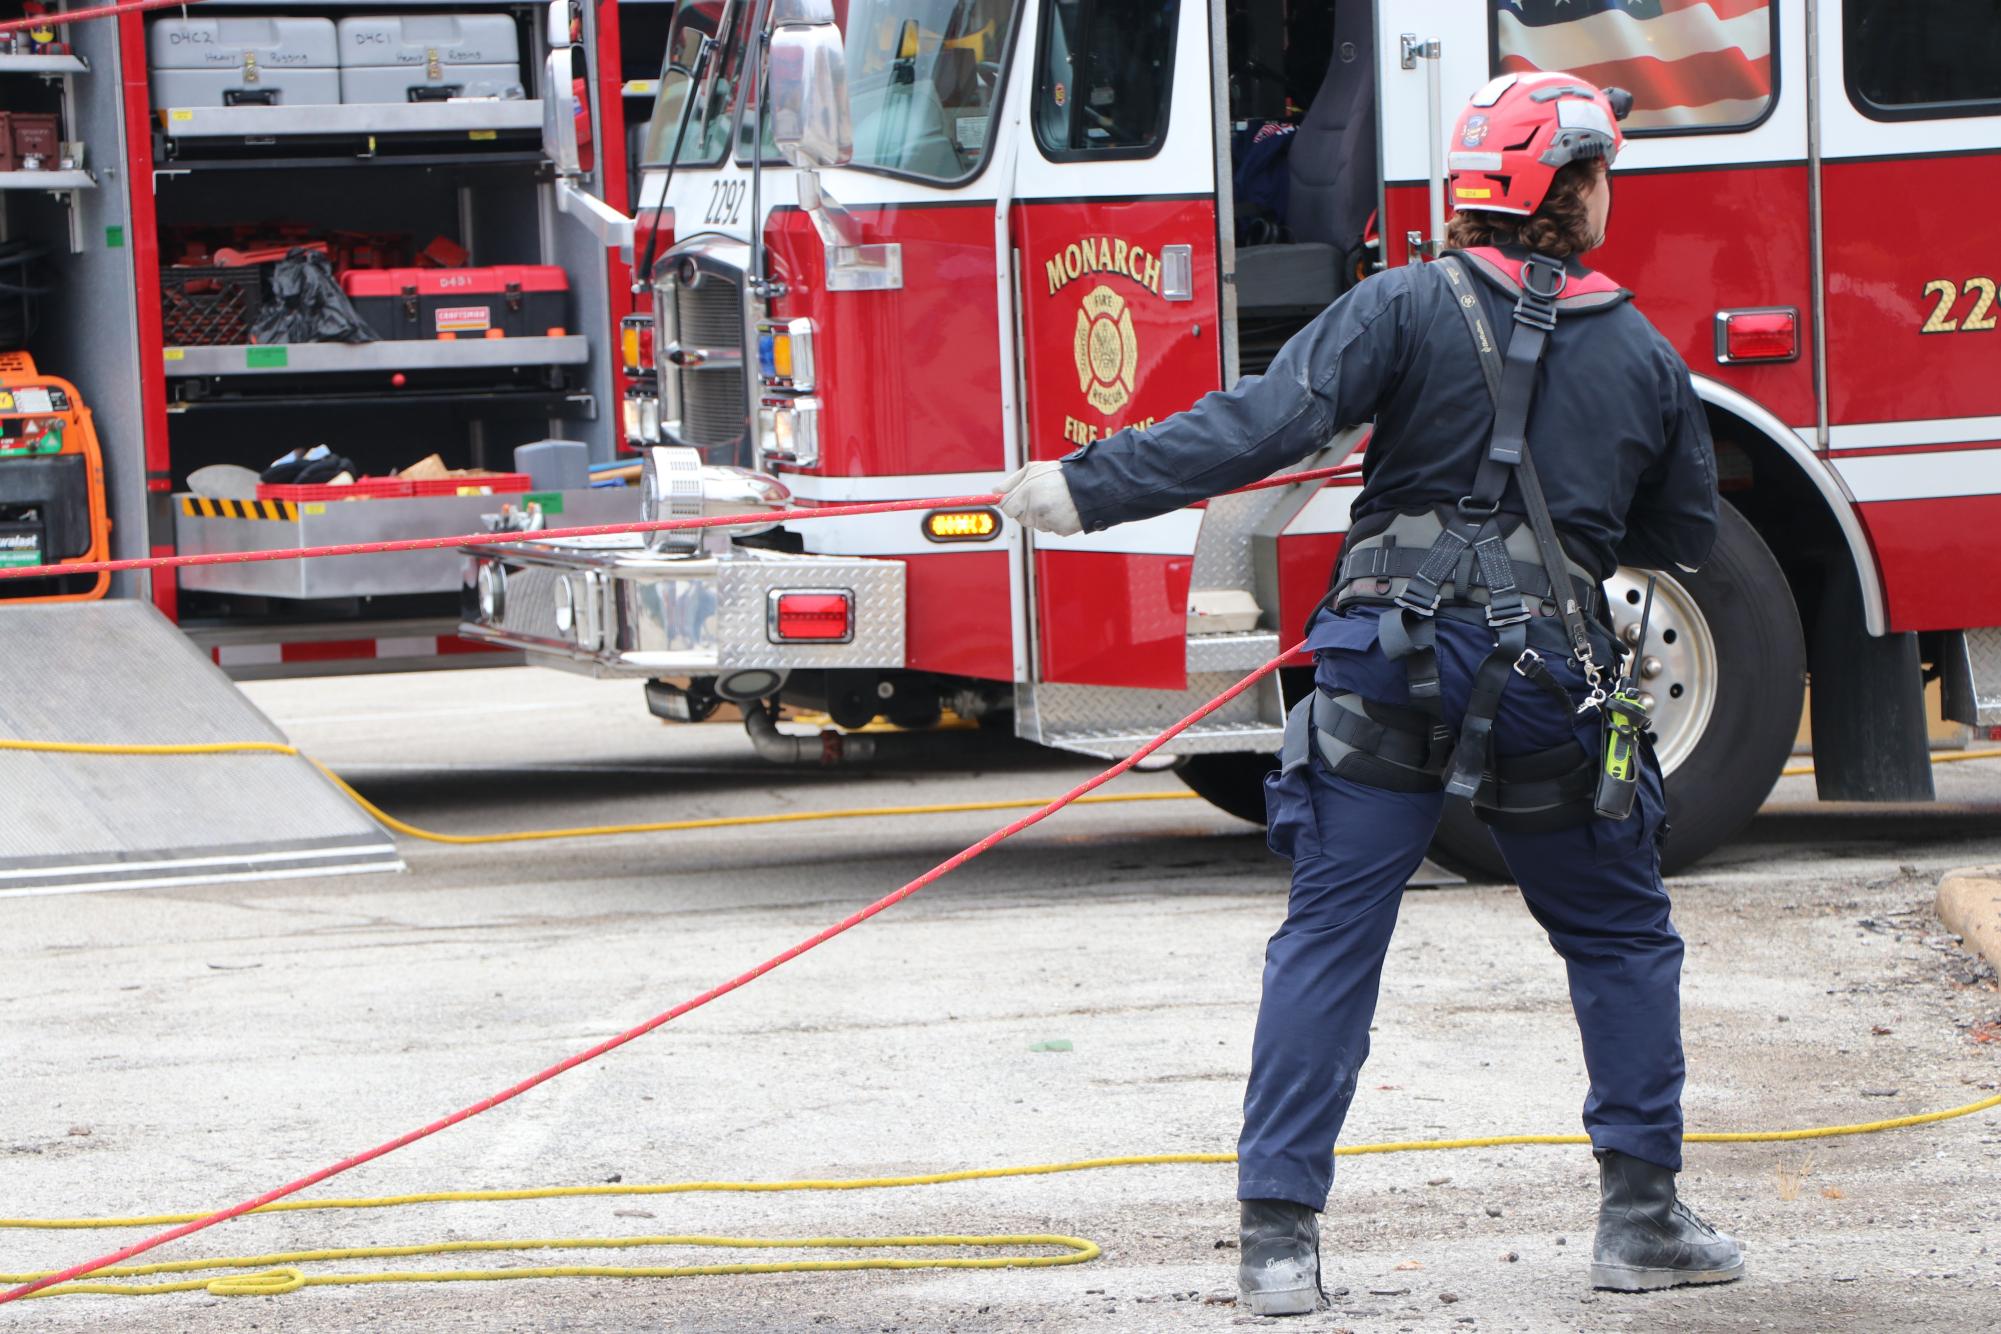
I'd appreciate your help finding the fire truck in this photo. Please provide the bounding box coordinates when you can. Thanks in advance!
[455,0,2000,874]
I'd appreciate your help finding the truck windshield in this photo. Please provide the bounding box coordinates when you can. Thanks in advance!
[742,0,1022,184]
[642,0,749,166]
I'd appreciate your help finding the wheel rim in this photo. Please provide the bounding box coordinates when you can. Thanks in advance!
[1602,568,1718,775]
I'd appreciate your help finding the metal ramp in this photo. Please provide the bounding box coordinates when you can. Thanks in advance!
[0,603,402,895]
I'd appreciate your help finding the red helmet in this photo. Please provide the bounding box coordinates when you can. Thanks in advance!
[1448,72,1632,217]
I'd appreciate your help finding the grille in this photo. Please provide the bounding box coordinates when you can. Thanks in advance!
[669,269,746,450]
[683,366,746,445]
[675,274,742,346]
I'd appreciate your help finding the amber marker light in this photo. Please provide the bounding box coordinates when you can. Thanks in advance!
[922,508,1002,542]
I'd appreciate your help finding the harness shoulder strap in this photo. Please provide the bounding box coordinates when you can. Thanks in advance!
[1437,254,1602,683]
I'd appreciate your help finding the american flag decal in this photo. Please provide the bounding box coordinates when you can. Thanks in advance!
[1494,0,1774,131]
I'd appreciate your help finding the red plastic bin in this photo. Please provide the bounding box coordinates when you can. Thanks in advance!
[256,478,413,502]
[406,472,534,497]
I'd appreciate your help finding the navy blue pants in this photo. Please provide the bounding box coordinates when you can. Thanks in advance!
[1238,608,1684,1211]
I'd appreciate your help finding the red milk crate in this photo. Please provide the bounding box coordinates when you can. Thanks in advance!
[405,472,533,497]
[256,478,414,502]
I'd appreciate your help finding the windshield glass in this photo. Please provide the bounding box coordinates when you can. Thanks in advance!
[643,0,750,166]
[744,0,1023,184]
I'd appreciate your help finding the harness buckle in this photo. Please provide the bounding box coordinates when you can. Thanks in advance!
[1485,590,1532,627]
[1513,299,1558,333]
[1455,495,1500,519]
[1393,583,1442,617]
[1512,647,1543,678]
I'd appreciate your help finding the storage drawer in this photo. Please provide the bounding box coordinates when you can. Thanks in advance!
[336,14,520,67]
[152,66,341,109]
[339,64,524,104]
[148,17,338,71]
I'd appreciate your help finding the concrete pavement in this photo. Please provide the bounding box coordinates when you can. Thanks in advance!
[3,667,1999,1331]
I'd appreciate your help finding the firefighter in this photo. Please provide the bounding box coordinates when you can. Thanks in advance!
[999,72,1741,1314]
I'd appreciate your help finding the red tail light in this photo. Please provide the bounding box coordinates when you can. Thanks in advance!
[768,590,852,643]
[1715,309,1798,363]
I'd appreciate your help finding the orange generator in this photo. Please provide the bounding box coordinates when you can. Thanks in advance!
[0,351,108,603]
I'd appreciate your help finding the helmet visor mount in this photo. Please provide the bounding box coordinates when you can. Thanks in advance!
[1542,97,1620,169]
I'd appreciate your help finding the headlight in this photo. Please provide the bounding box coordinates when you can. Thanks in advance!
[623,393,661,445]
[757,397,822,469]
[755,317,816,392]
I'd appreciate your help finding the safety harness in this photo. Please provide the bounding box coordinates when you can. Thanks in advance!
[1286,248,1631,831]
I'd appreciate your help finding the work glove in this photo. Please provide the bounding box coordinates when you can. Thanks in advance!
[997,460,1083,536]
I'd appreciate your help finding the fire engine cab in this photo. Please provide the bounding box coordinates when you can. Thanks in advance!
[467,0,2001,874]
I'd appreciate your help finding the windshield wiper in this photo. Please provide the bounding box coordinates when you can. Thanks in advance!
[635,32,715,292]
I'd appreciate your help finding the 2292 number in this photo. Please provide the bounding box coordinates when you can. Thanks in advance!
[1921,277,1998,334]
[704,179,746,226]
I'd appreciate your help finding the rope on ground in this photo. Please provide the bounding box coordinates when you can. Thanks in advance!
[0,642,1298,1305]
[3,1092,1996,1298]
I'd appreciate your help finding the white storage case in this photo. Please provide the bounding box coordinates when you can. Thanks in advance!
[148,17,341,109]
[337,15,525,104]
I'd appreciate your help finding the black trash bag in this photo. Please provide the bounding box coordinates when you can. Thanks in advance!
[248,248,378,345]
[261,445,357,485]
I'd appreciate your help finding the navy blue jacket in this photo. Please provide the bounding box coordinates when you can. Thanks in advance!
[1059,248,1718,582]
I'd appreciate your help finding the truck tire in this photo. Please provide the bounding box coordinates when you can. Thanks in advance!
[1174,508,1805,878]
[1431,504,1804,878]
[1176,750,1278,826]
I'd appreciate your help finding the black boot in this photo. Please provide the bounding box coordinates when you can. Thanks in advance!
[1590,1151,1745,1291]
[1238,1198,1321,1316]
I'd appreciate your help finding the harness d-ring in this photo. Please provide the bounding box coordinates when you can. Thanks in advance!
[1521,254,1568,300]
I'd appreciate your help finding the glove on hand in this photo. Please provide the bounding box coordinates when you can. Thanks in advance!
[997,460,1083,537]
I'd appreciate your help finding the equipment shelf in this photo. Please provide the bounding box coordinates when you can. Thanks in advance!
[158,100,544,141]
[162,335,589,377]
[0,170,93,190]
[0,53,88,75]
[174,485,639,600]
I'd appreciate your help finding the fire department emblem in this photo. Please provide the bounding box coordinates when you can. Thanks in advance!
[1462,114,1489,147]
[1073,283,1139,416]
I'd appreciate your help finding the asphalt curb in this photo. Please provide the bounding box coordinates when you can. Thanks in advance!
[1937,867,2001,973]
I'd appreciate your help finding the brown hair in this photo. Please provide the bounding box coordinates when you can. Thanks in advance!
[1445,158,1605,259]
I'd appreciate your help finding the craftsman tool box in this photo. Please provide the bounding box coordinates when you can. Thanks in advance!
[148,17,341,109]
[339,266,570,340]
[336,14,524,103]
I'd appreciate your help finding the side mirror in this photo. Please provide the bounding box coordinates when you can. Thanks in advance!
[543,50,581,174]
[545,0,572,51]
[769,0,852,170]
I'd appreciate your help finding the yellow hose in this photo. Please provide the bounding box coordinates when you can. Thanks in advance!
[3,736,1997,1298]
[0,736,1199,844]
[1,735,1993,847]
[1781,747,1997,778]
[3,1093,1996,1298]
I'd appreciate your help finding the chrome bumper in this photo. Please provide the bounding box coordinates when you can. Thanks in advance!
[459,536,907,677]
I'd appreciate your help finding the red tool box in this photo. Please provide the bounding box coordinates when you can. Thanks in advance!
[339,266,571,341]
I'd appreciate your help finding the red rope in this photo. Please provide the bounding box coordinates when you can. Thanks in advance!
[0,0,215,35]
[0,464,1362,583]
[0,637,1300,1305]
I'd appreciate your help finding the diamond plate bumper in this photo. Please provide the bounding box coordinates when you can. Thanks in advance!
[1942,627,2001,727]
[459,535,905,676]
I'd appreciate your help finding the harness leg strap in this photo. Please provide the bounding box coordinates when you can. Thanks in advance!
[1309,689,1451,794]
[1443,621,1529,800]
